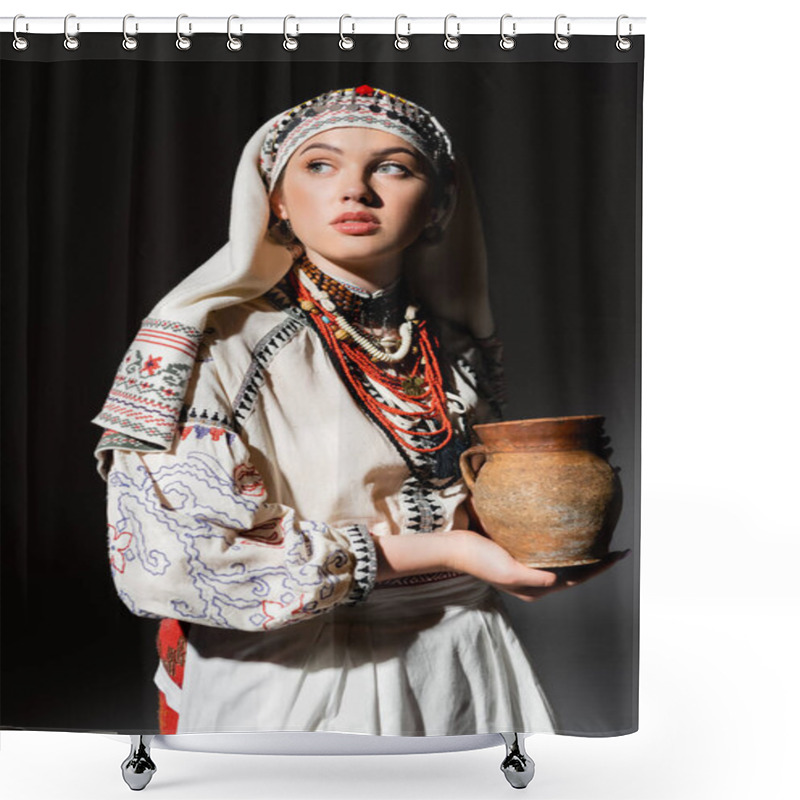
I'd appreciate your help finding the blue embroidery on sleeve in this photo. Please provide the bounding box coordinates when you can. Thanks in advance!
[109,448,350,630]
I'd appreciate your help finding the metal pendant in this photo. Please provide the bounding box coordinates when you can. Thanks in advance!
[402,375,426,396]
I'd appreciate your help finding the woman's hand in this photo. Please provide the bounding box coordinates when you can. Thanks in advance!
[447,529,630,602]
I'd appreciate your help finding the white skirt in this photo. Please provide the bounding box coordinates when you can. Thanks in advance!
[158,574,557,736]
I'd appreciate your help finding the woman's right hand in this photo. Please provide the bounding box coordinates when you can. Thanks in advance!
[446,529,629,602]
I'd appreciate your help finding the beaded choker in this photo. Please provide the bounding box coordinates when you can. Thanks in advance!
[294,252,409,330]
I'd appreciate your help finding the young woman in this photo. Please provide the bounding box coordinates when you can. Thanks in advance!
[93,85,621,736]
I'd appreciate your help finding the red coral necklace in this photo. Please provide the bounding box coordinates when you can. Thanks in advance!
[287,263,455,455]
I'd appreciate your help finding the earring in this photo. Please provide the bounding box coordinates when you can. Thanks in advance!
[270,217,296,245]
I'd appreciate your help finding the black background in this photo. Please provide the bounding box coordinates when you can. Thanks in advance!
[1,34,642,735]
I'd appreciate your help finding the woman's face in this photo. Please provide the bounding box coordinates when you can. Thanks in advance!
[269,127,435,269]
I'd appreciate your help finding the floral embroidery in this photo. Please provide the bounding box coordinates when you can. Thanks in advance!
[256,594,308,630]
[109,453,358,630]
[108,524,134,573]
[94,319,200,447]
[142,355,163,376]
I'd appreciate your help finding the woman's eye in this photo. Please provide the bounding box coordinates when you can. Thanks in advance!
[376,162,411,176]
[304,161,411,176]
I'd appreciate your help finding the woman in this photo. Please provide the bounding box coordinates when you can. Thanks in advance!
[93,85,621,736]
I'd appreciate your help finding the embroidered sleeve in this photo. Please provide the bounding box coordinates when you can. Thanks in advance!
[104,357,377,632]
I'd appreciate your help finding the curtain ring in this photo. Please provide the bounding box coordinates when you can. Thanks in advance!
[499,14,516,50]
[176,14,192,50]
[227,15,243,51]
[616,15,632,51]
[63,13,80,51]
[554,14,570,51]
[122,15,138,51]
[444,14,460,51]
[283,15,299,51]
[339,15,355,50]
[394,15,410,50]
[12,14,29,51]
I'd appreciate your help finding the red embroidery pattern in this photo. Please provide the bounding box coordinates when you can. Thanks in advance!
[239,520,284,547]
[259,593,307,629]
[156,619,188,735]
[234,463,266,497]
[141,355,163,376]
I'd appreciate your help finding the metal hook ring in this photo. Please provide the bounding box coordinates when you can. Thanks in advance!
[500,14,516,50]
[175,14,192,50]
[554,14,570,51]
[63,13,80,51]
[616,15,632,51]
[394,15,411,50]
[444,14,460,51]
[339,15,355,50]
[227,15,242,51]
[122,14,138,51]
[12,14,29,51]
[283,15,299,51]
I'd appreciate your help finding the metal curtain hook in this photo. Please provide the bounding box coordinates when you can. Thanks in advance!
[227,15,242,51]
[176,14,192,50]
[122,14,138,51]
[500,14,516,50]
[283,15,299,51]
[444,14,460,50]
[339,14,354,50]
[395,15,410,50]
[554,14,570,51]
[12,14,29,51]
[616,14,632,51]
[64,13,80,51]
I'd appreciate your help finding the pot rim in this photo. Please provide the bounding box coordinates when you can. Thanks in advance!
[473,414,605,432]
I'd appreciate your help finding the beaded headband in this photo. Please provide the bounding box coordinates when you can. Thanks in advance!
[259,85,457,224]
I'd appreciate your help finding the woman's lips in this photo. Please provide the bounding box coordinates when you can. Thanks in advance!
[332,220,380,235]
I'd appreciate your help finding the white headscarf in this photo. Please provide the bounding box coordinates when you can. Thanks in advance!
[91,86,495,465]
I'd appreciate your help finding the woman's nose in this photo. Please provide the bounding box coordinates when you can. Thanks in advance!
[340,169,374,203]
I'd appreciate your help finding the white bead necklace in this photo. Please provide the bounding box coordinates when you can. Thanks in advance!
[297,267,418,364]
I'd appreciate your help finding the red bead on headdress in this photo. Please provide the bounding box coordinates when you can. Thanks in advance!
[355,85,376,97]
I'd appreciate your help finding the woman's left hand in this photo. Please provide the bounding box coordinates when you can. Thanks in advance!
[448,528,630,602]
[534,551,631,597]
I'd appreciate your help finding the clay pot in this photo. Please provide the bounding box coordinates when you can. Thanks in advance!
[459,415,622,568]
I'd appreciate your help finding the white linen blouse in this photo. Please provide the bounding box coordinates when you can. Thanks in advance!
[102,274,557,736]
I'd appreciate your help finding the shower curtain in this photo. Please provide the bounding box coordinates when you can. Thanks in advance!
[1,25,642,739]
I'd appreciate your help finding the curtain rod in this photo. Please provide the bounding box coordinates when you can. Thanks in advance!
[1,16,646,36]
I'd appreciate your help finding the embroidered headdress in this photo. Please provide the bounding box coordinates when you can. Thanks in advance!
[91,85,496,473]
[261,85,454,199]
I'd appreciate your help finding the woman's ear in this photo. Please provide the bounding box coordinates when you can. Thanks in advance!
[268,184,287,220]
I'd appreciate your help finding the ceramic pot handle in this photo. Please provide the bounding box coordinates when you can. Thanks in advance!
[459,445,487,492]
